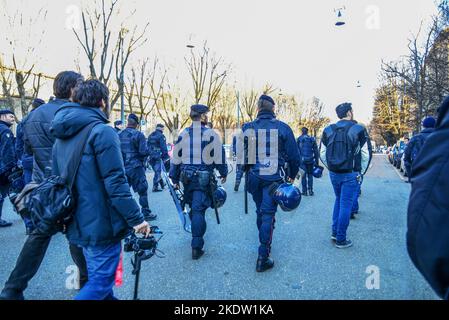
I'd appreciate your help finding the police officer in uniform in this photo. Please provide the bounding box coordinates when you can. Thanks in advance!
[119,114,156,221]
[297,127,319,196]
[241,95,301,272]
[147,124,169,192]
[0,110,17,228]
[170,105,228,260]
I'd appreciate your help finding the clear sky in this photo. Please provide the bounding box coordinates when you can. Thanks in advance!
[0,0,439,124]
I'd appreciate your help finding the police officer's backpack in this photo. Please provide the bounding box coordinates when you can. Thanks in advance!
[13,122,97,236]
[326,123,355,172]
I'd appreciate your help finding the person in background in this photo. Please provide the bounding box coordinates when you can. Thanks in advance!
[114,120,123,133]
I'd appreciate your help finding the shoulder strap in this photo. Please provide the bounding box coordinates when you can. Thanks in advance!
[61,122,99,190]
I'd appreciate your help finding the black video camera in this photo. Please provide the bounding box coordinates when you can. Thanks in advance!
[124,226,163,253]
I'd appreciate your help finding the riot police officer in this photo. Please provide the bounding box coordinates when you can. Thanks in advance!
[240,95,301,272]
[170,105,228,260]
[119,114,156,221]
[297,127,319,196]
[147,124,169,192]
[0,109,17,228]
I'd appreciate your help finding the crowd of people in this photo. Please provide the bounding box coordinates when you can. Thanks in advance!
[0,70,447,300]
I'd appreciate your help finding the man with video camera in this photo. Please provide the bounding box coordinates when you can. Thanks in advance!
[49,79,151,300]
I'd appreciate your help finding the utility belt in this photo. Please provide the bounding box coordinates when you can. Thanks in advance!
[180,169,215,191]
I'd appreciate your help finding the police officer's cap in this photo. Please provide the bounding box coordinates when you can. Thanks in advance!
[0,109,15,116]
[114,120,123,127]
[259,95,275,107]
[156,123,165,129]
[128,113,139,123]
[191,104,209,114]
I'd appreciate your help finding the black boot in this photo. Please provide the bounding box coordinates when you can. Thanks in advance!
[309,190,314,196]
[143,209,157,221]
[256,257,274,273]
[301,191,308,197]
[152,186,162,193]
[192,248,205,260]
[160,180,166,190]
[0,289,25,300]
[234,180,241,192]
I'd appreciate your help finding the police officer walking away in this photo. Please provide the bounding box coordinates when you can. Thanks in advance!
[119,114,156,221]
[320,103,372,249]
[148,124,169,192]
[0,109,17,228]
[241,95,301,272]
[170,105,228,260]
[403,116,436,183]
[297,127,319,196]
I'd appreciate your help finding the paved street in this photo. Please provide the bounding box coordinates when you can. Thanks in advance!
[0,155,439,300]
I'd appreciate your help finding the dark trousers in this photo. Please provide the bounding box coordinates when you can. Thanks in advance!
[1,231,88,297]
[301,163,314,192]
[248,173,278,259]
[188,191,210,250]
[149,159,162,188]
[0,183,9,220]
[126,166,149,210]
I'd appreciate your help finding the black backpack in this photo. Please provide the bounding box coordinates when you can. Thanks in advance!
[325,123,355,172]
[20,122,97,236]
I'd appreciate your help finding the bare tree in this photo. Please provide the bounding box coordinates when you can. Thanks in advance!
[382,16,446,131]
[0,1,47,117]
[185,42,230,116]
[214,87,237,143]
[239,89,259,123]
[73,0,149,116]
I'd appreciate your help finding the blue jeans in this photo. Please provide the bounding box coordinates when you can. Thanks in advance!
[247,173,278,259]
[351,173,362,214]
[329,172,359,243]
[75,242,121,300]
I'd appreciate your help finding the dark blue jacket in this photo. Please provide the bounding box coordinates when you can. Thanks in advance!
[50,103,144,247]
[15,121,33,170]
[404,128,435,166]
[147,129,169,161]
[407,99,449,300]
[0,121,16,178]
[170,122,228,184]
[297,134,319,165]
[241,111,301,181]
[119,127,149,170]
[23,98,68,183]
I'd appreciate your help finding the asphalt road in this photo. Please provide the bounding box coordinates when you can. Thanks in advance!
[0,155,439,300]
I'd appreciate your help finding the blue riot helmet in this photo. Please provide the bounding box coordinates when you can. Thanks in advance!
[212,186,227,209]
[313,166,324,179]
[272,183,302,212]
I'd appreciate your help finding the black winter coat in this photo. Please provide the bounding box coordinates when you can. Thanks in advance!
[407,97,449,300]
[22,99,68,183]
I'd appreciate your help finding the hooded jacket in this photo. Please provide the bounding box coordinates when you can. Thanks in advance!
[50,103,144,246]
